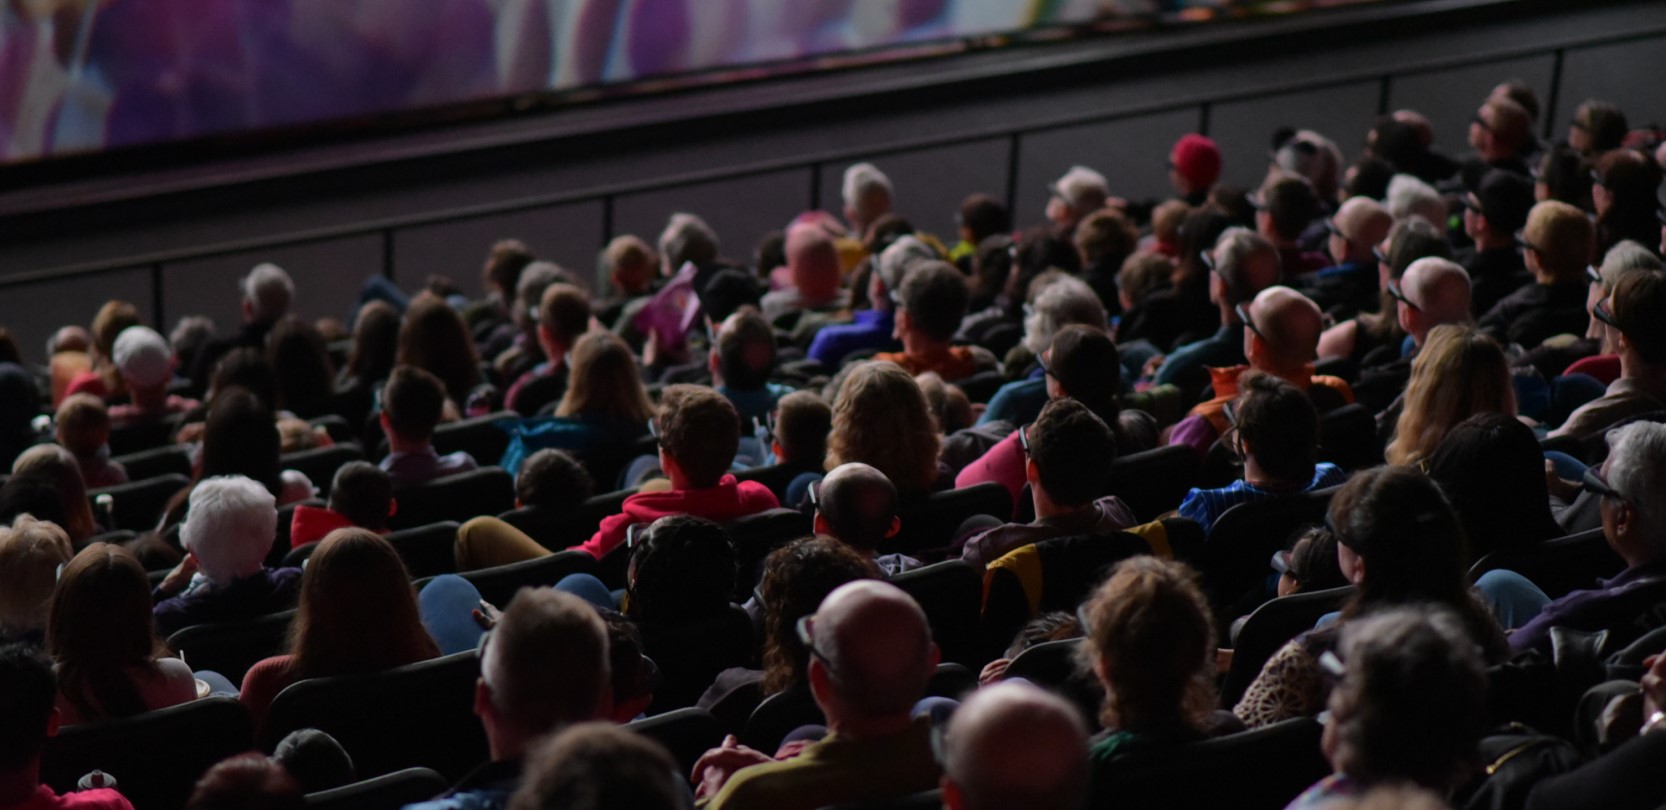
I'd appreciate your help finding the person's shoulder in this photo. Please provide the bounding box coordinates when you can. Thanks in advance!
[735,480,782,509]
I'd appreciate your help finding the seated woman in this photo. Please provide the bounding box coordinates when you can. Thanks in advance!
[826,361,947,500]
[1078,556,1239,760]
[1382,325,1515,469]
[1288,608,1488,808]
[1177,373,1347,535]
[1425,412,1562,562]
[10,444,100,546]
[240,528,439,733]
[1233,467,1508,728]
[0,516,74,647]
[152,475,303,637]
[49,543,199,724]
[499,331,654,484]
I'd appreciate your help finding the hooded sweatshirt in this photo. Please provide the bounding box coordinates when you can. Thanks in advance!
[578,474,779,559]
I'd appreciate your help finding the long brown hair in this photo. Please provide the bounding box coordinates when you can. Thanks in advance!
[344,301,401,385]
[396,297,481,406]
[1077,556,1217,734]
[555,332,654,425]
[11,444,96,543]
[1385,325,1514,468]
[47,543,169,720]
[288,528,438,680]
[826,361,941,496]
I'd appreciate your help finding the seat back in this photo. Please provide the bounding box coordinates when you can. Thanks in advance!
[42,697,253,810]
[1200,487,1337,622]
[1469,528,1626,600]
[452,549,597,608]
[431,411,515,466]
[1103,445,1200,523]
[168,609,296,685]
[734,462,816,504]
[308,415,356,444]
[1002,638,1103,727]
[1089,718,1328,810]
[112,445,192,482]
[956,370,1006,404]
[740,684,821,753]
[1219,586,1355,708]
[391,467,515,529]
[727,508,815,600]
[822,790,946,810]
[891,483,1011,557]
[266,499,323,567]
[641,606,757,715]
[1318,403,1382,471]
[264,651,487,781]
[498,488,638,554]
[90,473,189,532]
[108,419,179,457]
[627,708,725,777]
[384,521,462,579]
[280,444,365,490]
[303,767,448,810]
[890,560,983,667]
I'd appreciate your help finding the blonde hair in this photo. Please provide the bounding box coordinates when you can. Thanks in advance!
[0,516,73,638]
[11,444,96,543]
[1077,557,1216,733]
[1386,325,1515,467]
[827,362,941,496]
[556,332,654,426]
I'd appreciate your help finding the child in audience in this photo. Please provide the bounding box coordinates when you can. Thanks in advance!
[0,643,133,809]
[514,448,594,512]
[377,366,477,489]
[288,462,396,549]
[54,394,126,489]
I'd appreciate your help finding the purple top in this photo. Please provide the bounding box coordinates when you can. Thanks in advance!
[379,447,479,489]
[153,567,302,637]
[1507,560,1666,655]
[960,496,1137,569]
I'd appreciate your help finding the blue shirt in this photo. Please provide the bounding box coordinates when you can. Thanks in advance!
[977,370,1048,427]
[808,310,894,368]
[1152,326,1243,390]
[1177,463,1349,535]
[720,382,794,430]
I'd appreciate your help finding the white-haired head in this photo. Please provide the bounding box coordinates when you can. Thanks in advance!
[1604,422,1666,555]
[1385,175,1447,229]
[842,163,894,234]
[1024,275,1106,354]
[242,263,294,324]
[181,475,277,583]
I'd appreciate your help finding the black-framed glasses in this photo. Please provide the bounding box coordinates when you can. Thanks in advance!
[1221,400,1244,462]
[1387,281,1420,312]
[1516,234,1542,254]
[1199,248,1218,273]
[1592,296,1620,329]
[1582,467,1626,501]
[796,615,841,681]
[1235,302,1268,343]
[1324,219,1342,238]
[808,479,822,510]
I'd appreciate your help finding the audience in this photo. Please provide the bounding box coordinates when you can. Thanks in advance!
[0,517,72,646]
[153,475,302,637]
[1548,270,1666,440]
[1458,169,1535,317]
[1149,227,1282,395]
[378,366,478,489]
[398,296,482,409]
[108,325,198,428]
[874,261,995,381]
[807,236,931,368]
[189,263,294,388]
[1350,255,1473,412]
[505,283,591,417]
[841,163,894,240]
[709,308,791,428]
[1382,325,1513,467]
[940,681,1088,810]
[10,445,97,545]
[288,461,395,549]
[826,362,943,498]
[53,395,124,489]
[0,644,133,809]
[1293,196,1393,315]
[812,463,920,575]
[761,223,847,327]
[1478,200,1593,349]
[1426,412,1562,560]
[266,317,336,420]
[512,449,593,513]
[184,753,302,810]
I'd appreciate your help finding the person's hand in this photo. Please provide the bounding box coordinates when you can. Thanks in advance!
[471,600,502,630]
[978,658,1011,685]
[158,554,199,596]
[1544,460,1582,503]
[692,735,773,799]
[772,739,812,760]
[1141,355,1166,379]
[174,422,205,444]
[1642,653,1666,722]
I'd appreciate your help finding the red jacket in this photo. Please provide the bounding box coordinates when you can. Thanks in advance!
[289,505,389,549]
[579,475,780,559]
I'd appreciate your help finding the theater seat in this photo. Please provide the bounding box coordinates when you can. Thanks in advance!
[280,444,365,490]
[727,508,815,601]
[42,696,253,810]
[417,549,596,609]
[90,473,188,532]
[1200,487,1338,625]
[1469,527,1625,600]
[391,467,515,529]
[628,707,724,779]
[1102,445,1201,523]
[891,483,1011,558]
[642,605,756,715]
[981,531,1161,661]
[107,420,180,457]
[431,411,515,466]
[1002,638,1103,729]
[822,790,945,810]
[890,560,985,668]
[1088,718,1329,810]
[303,767,448,810]
[1219,585,1355,709]
[168,609,296,685]
[110,445,191,482]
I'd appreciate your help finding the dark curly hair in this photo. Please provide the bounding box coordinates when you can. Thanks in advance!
[758,536,881,695]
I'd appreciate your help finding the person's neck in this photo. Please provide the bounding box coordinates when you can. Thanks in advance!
[1474,230,1515,252]
[386,433,433,456]
[827,710,915,740]
[1252,359,1309,383]
[0,764,39,804]
[901,333,952,360]
[1620,354,1666,392]
[1244,456,1306,492]
[1219,300,1238,329]
[1031,488,1087,521]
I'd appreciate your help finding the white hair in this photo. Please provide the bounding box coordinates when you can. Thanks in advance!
[1024,275,1106,354]
[842,162,894,211]
[657,213,720,273]
[1605,422,1666,546]
[181,475,277,584]
[242,263,294,322]
[1596,240,1663,292]
[1385,175,1446,229]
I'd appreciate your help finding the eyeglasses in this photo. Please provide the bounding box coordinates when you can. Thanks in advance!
[1372,245,1389,266]
[796,615,841,681]
[1221,400,1244,463]
[1235,302,1269,344]
[1587,265,1604,284]
[1582,467,1626,501]
[1386,281,1420,312]
[808,479,822,509]
[1036,351,1054,379]
[1019,425,1032,457]
[1592,297,1620,329]
[1516,234,1542,254]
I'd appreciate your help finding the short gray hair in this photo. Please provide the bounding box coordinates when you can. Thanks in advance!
[181,475,277,583]
[1386,174,1446,228]
[1023,275,1106,354]
[842,162,893,211]
[1595,240,1663,292]
[1212,227,1277,306]
[242,263,294,322]
[657,213,719,272]
[1605,421,1666,545]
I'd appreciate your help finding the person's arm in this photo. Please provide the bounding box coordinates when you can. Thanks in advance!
[578,512,634,559]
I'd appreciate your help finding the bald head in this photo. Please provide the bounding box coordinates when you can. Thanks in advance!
[1246,286,1323,372]
[1330,197,1394,265]
[1398,258,1473,345]
[815,462,900,552]
[943,682,1089,810]
[811,580,936,719]
[786,223,841,301]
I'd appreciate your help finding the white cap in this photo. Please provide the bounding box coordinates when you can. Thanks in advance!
[1050,166,1109,211]
[112,326,172,388]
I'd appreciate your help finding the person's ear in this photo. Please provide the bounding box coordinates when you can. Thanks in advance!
[807,656,834,707]
[240,299,254,322]
[473,678,492,720]
[1025,457,1041,485]
[770,440,785,461]
[894,309,910,340]
[928,642,942,670]
[708,348,721,377]
[812,512,831,536]
[942,777,965,810]
[388,498,398,518]
[46,707,60,739]
[378,411,392,434]
[885,516,901,539]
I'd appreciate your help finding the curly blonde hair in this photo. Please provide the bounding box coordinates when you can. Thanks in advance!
[826,362,941,496]
[1077,557,1217,733]
[1385,325,1514,468]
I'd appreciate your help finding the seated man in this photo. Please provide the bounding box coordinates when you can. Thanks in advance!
[874,261,998,382]
[1478,200,1593,350]
[1177,373,1347,534]
[1253,174,1328,278]
[710,308,792,429]
[454,385,778,569]
[1167,286,1353,457]
[1508,421,1666,655]
[815,463,921,575]
[959,398,1136,569]
[760,223,847,327]
[1351,257,1474,413]
[940,682,1089,810]
[1293,196,1393,316]
[1548,271,1666,440]
[378,366,478,489]
[505,283,591,417]
[153,475,303,636]
[807,236,933,369]
[289,462,395,549]
[1454,169,1533,317]
[1149,227,1283,396]
[694,580,941,810]
[408,588,609,810]
[0,644,133,810]
[977,275,1107,429]
[768,390,832,479]
[107,325,198,428]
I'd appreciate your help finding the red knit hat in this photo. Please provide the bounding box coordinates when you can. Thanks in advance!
[1170,134,1222,191]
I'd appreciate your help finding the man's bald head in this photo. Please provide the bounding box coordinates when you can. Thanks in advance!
[811,580,936,719]
[815,462,900,553]
[1397,258,1473,345]
[1246,286,1323,372]
[1330,197,1394,265]
[942,682,1089,810]
[786,223,841,301]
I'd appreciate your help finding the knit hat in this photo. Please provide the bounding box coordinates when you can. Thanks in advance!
[112,326,172,388]
[1170,134,1223,191]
